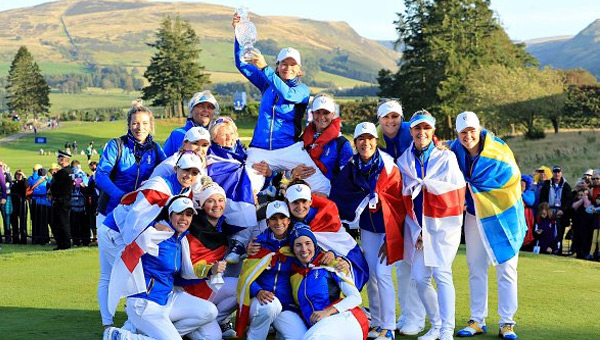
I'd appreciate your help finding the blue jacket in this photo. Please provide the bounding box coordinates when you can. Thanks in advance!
[163,119,210,157]
[235,39,310,150]
[96,135,166,215]
[317,137,354,181]
[28,173,51,206]
[130,222,188,306]
[411,142,434,227]
[250,228,295,311]
[379,122,412,161]
[294,266,343,327]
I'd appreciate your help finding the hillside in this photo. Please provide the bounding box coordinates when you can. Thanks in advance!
[0,0,399,84]
[526,19,600,78]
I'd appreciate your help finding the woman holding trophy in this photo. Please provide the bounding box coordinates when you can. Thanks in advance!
[231,10,331,198]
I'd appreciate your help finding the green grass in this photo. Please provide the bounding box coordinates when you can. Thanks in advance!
[508,130,600,183]
[313,71,374,88]
[0,245,598,339]
[49,88,143,113]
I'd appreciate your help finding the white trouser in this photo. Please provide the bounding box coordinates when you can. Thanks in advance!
[245,142,331,195]
[361,229,396,330]
[247,296,307,340]
[98,222,125,326]
[208,277,238,323]
[411,249,455,331]
[464,213,519,326]
[303,311,363,340]
[125,291,220,340]
[395,260,426,327]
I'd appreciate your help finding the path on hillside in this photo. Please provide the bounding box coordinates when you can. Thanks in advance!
[0,125,55,144]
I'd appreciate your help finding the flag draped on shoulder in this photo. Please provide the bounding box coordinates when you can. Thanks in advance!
[330,151,406,264]
[307,194,369,290]
[112,176,177,245]
[107,225,195,316]
[235,246,294,338]
[451,130,527,265]
[397,143,466,268]
[206,144,256,231]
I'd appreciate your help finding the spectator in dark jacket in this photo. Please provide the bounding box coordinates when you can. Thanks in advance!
[0,162,8,243]
[9,170,27,244]
[539,166,573,254]
[570,188,594,259]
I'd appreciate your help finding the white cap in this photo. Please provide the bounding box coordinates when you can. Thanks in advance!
[276,47,301,66]
[193,182,226,207]
[285,184,312,203]
[377,101,403,119]
[266,200,290,219]
[188,90,220,115]
[353,122,378,139]
[184,127,211,143]
[176,153,203,170]
[311,95,336,114]
[455,111,480,133]
[584,169,594,176]
[168,196,197,215]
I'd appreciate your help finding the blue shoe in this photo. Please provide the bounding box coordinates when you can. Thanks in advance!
[368,327,382,339]
[102,327,122,340]
[375,329,395,340]
[498,324,518,339]
[456,320,487,337]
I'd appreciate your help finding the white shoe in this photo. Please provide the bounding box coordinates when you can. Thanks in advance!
[399,322,425,336]
[103,327,125,340]
[418,327,441,340]
[440,329,454,340]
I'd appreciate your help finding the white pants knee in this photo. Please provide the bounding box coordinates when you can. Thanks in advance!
[395,259,426,326]
[125,291,220,340]
[247,297,306,340]
[464,213,518,326]
[209,277,238,323]
[98,222,125,326]
[361,229,396,330]
[411,249,455,331]
[303,311,363,340]
[246,143,331,195]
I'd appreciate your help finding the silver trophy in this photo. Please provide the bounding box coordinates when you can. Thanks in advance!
[235,6,260,61]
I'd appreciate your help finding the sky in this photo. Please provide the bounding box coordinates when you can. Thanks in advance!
[1,0,599,42]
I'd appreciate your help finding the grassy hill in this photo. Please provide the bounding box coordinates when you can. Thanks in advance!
[0,0,399,86]
[526,19,600,78]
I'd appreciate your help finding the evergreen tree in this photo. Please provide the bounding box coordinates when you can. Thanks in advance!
[379,0,537,137]
[6,46,50,120]
[143,15,209,117]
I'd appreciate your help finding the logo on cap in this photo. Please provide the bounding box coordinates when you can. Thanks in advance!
[463,115,467,121]
[274,202,281,208]
[199,96,207,101]
[362,123,368,129]
[295,186,303,192]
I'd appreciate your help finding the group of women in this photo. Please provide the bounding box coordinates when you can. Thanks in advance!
[96,12,526,340]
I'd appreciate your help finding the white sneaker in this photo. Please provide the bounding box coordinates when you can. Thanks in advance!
[440,329,454,340]
[399,322,425,336]
[418,327,441,340]
[103,327,125,340]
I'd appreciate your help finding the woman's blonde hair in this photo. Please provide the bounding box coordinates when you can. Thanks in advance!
[209,117,238,143]
[127,99,155,134]
[410,109,434,119]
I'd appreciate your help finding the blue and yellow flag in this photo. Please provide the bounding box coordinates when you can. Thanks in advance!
[452,130,526,264]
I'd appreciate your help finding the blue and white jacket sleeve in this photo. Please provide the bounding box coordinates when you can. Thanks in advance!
[96,139,126,200]
[234,38,269,92]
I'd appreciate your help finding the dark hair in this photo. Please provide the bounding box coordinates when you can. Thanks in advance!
[287,178,311,189]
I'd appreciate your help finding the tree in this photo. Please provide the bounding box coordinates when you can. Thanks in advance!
[6,46,50,120]
[143,15,209,117]
[464,65,564,135]
[379,0,537,137]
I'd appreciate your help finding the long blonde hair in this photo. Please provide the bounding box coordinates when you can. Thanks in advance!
[127,99,155,134]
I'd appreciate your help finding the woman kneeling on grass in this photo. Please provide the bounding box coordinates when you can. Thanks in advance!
[289,225,368,340]
[103,196,221,340]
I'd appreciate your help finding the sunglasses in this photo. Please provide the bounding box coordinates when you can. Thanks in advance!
[214,117,234,125]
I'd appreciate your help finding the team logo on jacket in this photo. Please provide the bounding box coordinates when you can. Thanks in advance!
[147,155,151,165]
[313,271,319,279]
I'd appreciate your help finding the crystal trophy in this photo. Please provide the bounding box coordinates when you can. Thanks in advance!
[235,6,261,61]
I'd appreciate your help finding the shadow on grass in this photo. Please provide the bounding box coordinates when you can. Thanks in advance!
[0,306,126,340]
